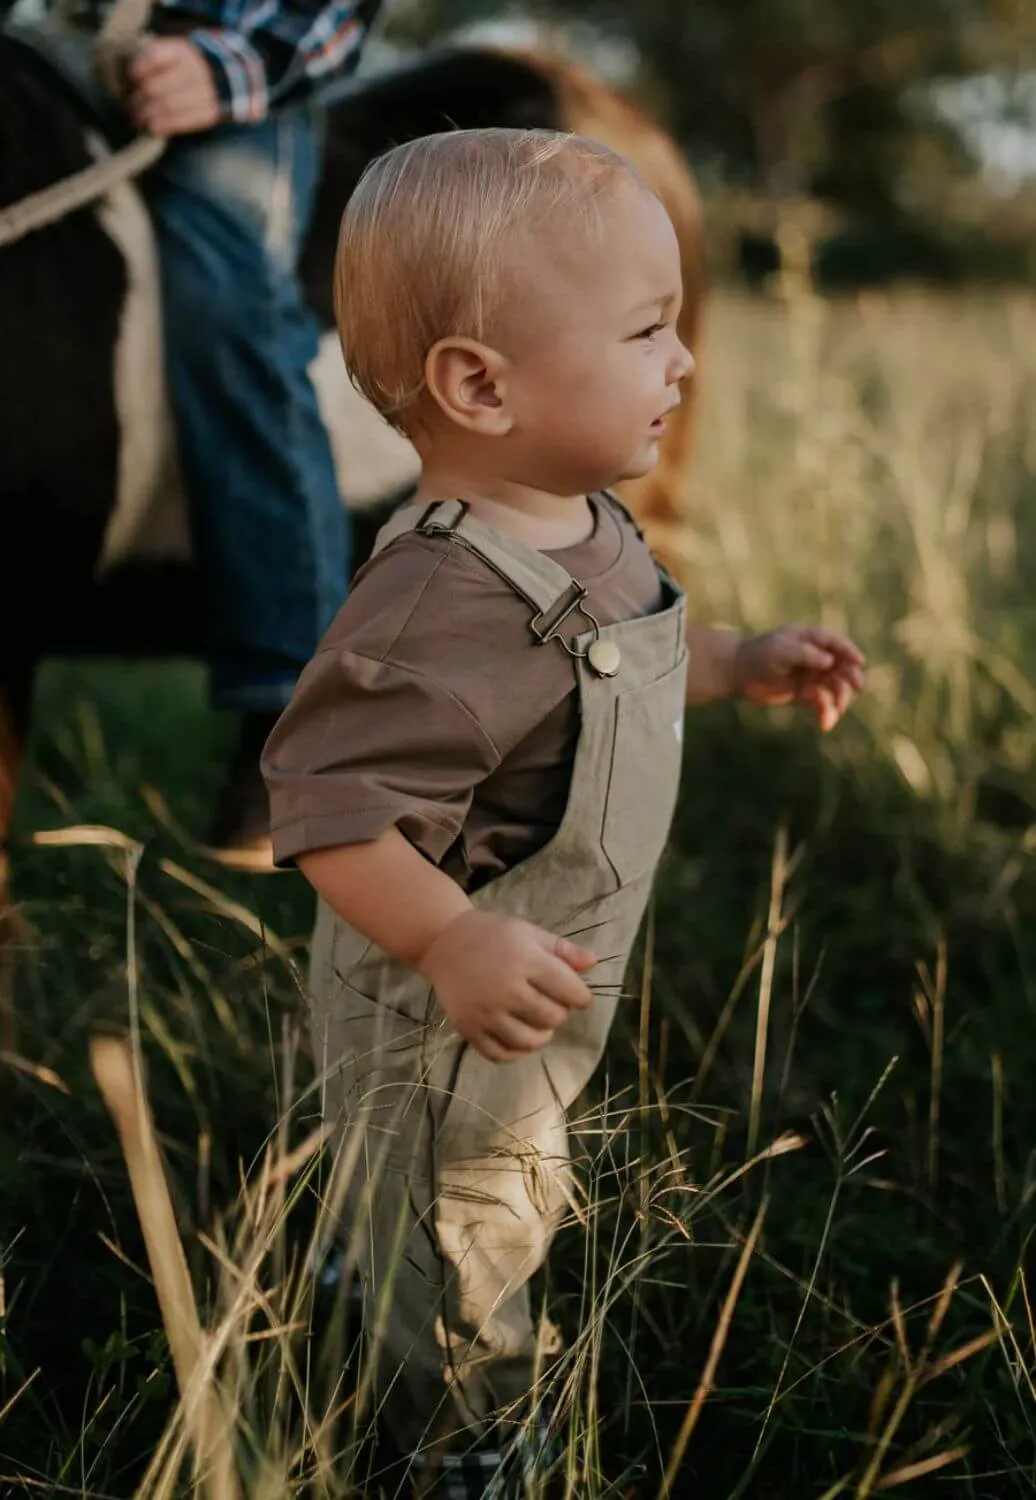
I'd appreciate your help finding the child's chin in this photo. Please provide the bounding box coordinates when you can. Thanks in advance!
[618,444,660,481]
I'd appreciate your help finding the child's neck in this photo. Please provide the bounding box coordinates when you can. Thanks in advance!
[413,467,595,551]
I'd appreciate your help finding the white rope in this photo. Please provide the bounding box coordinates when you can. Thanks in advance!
[0,132,165,247]
[0,0,164,250]
[94,0,155,96]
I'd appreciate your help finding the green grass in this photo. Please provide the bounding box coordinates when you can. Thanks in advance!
[3,286,1036,1497]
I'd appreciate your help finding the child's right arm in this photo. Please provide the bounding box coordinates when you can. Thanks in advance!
[299,829,597,1064]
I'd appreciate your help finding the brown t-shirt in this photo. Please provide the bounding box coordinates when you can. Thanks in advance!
[263,495,664,890]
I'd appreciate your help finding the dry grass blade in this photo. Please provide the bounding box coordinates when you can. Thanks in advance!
[1020,1269,1035,1362]
[814,1478,855,1500]
[925,1260,961,1342]
[0,1050,69,1093]
[926,941,946,1195]
[98,1231,151,1283]
[866,1366,897,1439]
[919,1329,1001,1385]
[855,1262,966,1498]
[141,784,199,854]
[0,1368,40,1426]
[264,1121,333,1188]
[981,1275,1036,1404]
[657,1198,767,1499]
[32,823,143,853]
[638,903,655,1223]
[872,1445,970,1489]
[762,1130,809,1158]
[991,1049,1006,1214]
[889,1282,911,1377]
[89,1034,241,1500]
[158,858,298,974]
[748,826,788,1158]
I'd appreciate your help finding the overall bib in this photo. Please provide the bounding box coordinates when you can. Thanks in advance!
[308,497,687,1477]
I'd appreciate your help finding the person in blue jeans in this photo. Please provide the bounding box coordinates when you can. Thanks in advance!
[123,0,381,866]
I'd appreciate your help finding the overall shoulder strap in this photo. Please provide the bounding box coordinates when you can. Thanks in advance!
[373,499,590,624]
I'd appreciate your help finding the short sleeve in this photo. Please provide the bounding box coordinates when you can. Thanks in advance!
[262,645,501,868]
[261,531,580,869]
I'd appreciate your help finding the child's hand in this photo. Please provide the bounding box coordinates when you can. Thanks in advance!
[734,626,865,732]
[419,911,597,1063]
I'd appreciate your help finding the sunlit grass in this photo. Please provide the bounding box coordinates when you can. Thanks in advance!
[3,286,1036,1497]
[680,286,1036,826]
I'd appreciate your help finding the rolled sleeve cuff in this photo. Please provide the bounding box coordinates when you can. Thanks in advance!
[270,803,461,870]
[190,29,271,123]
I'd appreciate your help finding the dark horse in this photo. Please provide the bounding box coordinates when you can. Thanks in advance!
[0,33,704,997]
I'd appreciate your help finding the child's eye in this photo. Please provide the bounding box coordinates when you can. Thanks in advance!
[636,322,666,339]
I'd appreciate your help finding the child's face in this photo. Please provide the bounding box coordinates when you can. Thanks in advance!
[500,178,694,494]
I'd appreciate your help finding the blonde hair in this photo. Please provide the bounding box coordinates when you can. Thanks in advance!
[334,127,643,432]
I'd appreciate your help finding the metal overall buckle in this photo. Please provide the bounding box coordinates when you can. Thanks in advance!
[530,581,621,678]
[416,500,470,535]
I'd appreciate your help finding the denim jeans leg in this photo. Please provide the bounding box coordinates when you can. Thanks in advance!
[148,108,349,712]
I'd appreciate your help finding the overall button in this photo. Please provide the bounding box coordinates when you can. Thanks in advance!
[587,639,621,677]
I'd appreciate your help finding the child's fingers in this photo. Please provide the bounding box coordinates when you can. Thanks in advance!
[798,627,866,668]
[786,640,836,673]
[552,935,597,973]
[833,672,858,716]
[476,1033,527,1064]
[805,683,843,732]
[533,950,595,1011]
[486,1016,555,1057]
[815,666,860,716]
[519,990,572,1031]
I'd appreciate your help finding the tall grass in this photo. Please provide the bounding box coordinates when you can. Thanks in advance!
[678,286,1036,824]
[3,285,1036,1498]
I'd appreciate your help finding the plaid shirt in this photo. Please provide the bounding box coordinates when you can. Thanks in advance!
[154,0,379,123]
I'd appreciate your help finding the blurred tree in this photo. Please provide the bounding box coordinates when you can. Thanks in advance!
[384,0,1036,274]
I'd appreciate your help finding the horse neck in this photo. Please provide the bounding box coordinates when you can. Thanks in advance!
[0,37,95,207]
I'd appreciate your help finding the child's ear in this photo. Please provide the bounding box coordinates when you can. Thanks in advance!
[424,337,514,435]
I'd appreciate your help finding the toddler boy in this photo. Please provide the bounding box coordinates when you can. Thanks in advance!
[263,127,864,1497]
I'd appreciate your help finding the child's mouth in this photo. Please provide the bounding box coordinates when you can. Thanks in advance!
[651,399,680,435]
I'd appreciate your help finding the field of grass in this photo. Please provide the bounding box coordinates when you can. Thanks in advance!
[3,285,1036,1498]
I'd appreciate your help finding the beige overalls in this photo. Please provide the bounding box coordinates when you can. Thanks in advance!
[308,497,687,1466]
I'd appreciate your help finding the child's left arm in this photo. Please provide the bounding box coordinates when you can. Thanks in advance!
[685,624,865,732]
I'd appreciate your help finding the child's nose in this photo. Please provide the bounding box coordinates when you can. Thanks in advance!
[670,340,695,381]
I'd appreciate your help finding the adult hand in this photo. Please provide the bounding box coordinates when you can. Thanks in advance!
[127,38,222,137]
